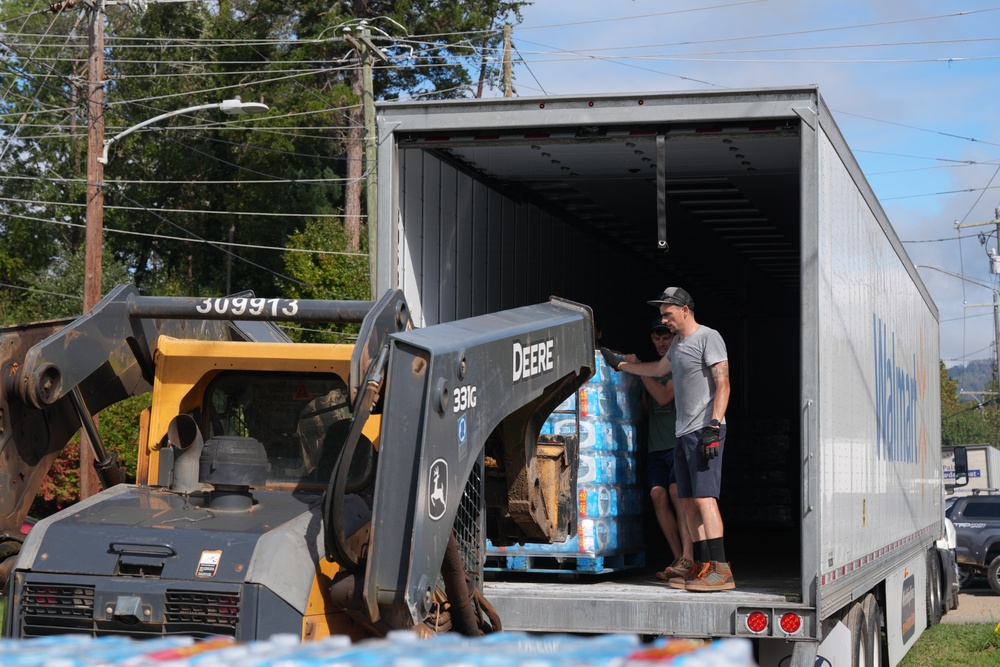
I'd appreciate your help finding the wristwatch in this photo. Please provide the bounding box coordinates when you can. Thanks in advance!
[709,419,720,427]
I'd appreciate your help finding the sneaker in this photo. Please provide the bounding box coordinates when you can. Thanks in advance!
[667,561,703,589]
[685,561,736,592]
[656,556,694,581]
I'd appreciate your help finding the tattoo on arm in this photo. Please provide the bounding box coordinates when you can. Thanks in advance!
[712,361,729,379]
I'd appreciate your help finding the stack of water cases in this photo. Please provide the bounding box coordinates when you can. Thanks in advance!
[0,631,757,666]
[487,351,646,574]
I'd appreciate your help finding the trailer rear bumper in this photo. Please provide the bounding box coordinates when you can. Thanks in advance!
[483,579,816,640]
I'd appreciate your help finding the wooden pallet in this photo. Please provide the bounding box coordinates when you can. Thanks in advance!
[485,549,645,575]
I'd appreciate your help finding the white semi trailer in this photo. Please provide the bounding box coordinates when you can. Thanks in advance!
[373,87,956,667]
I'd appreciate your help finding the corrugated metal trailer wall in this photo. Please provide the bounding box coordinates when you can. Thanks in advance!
[394,148,657,331]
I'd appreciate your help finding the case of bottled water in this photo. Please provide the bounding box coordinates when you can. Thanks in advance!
[0,630,755,666]
[490,352,649,565]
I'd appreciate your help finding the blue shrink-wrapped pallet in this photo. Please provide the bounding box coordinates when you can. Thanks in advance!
[488,351,647,573]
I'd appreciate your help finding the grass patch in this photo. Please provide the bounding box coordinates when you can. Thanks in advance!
[900,623,1000,667]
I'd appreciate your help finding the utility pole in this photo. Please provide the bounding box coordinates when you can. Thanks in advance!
[81,0,106,500]
[502,24,512,97]
[85,0,105,314]
[345,24,387,298]
[361,26,378,299]
[955,207,1000,388]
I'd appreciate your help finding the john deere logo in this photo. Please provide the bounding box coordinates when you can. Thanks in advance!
[429,458,448,521]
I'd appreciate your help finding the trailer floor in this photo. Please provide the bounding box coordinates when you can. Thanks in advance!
[482,530,804,635]
[484,561,800,603]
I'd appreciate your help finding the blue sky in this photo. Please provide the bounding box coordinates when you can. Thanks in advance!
[506,1,1000,370]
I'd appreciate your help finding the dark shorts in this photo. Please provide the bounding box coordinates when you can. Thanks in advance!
[674,424,726,499]
[646,449,677,491]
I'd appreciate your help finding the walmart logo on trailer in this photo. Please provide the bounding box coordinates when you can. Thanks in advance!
[873,314,921,464]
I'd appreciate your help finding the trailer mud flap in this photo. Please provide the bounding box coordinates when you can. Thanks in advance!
[758,618,847,667]
[885,550,928,665]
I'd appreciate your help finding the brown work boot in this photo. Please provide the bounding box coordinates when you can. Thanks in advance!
[667,560,704,589]
[685,561,736,592]
[656,556,694,581]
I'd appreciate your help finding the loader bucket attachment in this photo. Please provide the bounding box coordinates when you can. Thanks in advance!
[0,319,79,536]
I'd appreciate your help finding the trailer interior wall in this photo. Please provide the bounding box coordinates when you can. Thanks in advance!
[392,148,661,332]
[813,109,943,628]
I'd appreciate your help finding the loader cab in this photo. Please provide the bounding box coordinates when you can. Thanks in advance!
[203,371,352,487]
[139,336,382,491]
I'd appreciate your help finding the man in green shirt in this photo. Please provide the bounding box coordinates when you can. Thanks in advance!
[635,318,693,581]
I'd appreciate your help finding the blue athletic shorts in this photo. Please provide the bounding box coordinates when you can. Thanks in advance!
[646,449,677,491]
[674,424,726,499]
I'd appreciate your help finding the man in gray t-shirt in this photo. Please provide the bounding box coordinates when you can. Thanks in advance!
[618,286,734,592]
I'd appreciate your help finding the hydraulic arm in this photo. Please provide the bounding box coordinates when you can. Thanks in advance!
[0,285,372,539]
[324,297,595,628]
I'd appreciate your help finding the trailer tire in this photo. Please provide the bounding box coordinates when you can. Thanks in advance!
[927,551,942,626]
[987,556,1000,596]
[844,601,868,667]
[861,594,886,667]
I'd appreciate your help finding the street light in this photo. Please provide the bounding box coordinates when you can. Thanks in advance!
[98,97,269,164]
[79,96,268,499]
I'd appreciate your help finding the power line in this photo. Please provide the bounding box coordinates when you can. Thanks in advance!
[0,8,81,162]
[519,6,1000,45]
[1,210,367,257]
[881,184,1000,201]
[0,281,81,301]
[108,186,347,298]
[835,110,1000,149]
[903,233,982,244]
[0,195,360,221]
[1,172,359,186]
[511,35,1000,59]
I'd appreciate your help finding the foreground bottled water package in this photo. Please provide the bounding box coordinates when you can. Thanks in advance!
[0,632,755,667]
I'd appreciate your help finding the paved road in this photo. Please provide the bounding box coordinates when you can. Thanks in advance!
[943,578,1000,625]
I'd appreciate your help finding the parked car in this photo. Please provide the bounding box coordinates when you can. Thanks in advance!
[946,492,1000,593]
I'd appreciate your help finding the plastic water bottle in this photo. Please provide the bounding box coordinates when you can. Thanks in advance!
[578,453,597,484]
[578,517,618,553]
[554,391,576,412]
[616,421,638,452]
[578,484,620,518]
[579,385,621,418]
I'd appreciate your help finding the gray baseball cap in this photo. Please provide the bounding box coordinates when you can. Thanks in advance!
[648,286,694,309]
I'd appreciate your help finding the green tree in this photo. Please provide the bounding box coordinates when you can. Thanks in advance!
[31,393,149,517]
[941,362,998,448]
[2,0,530,516]
[3,1,529,301]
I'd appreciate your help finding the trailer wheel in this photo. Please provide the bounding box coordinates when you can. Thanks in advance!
[862,594,886,667]
[844,601,868,667]
[987,556,1000,595]
[927,551,942,626]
